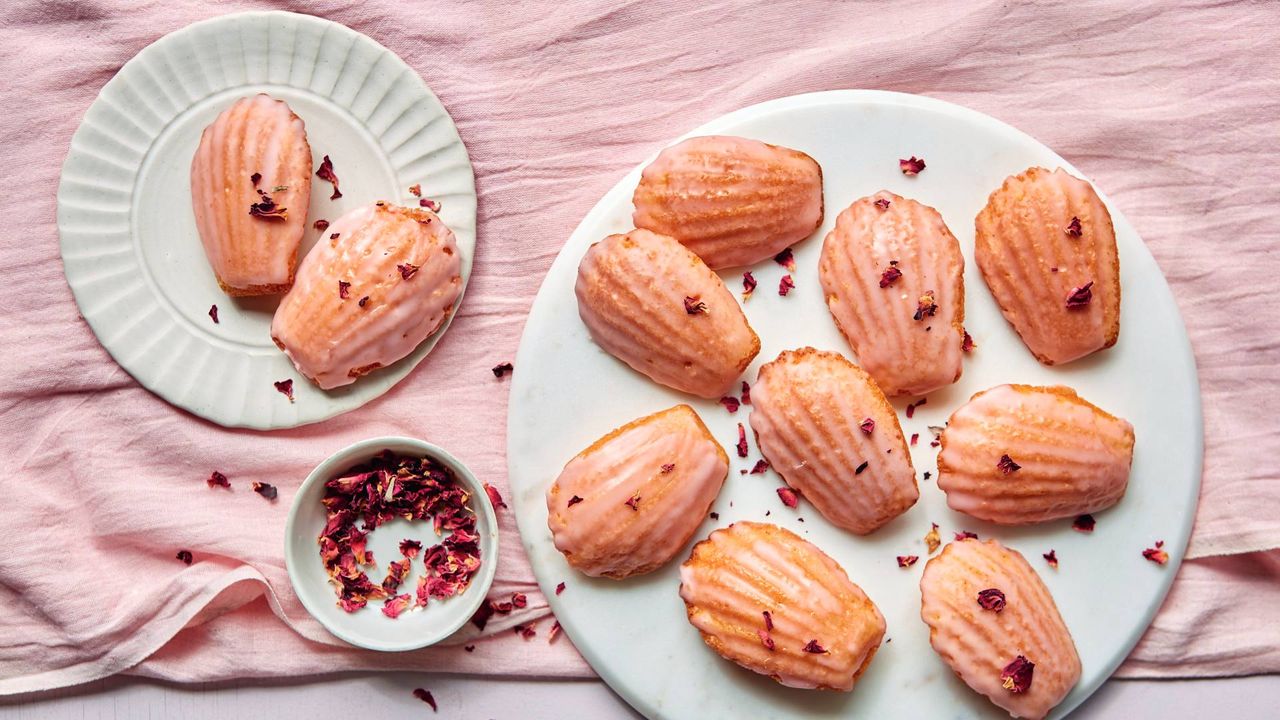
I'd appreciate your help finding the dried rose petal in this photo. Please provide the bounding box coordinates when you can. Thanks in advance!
[719,396,741,413]
[208,304,219,324]
[625,494,641,511]
[855,460,869,475]
[249,189,287,219]
[977,588,1006,612]
[749,459,769,474]
[1001,656,1035,694]
[1066,281,1094,308]
[555,581,565,595]
[906,398,927,418]
[758,629,775,651]
[956,531,979,541]
[899,156,926,175]
[413,688,438,712]
[763,610,774,630]
[338,280,351,299]
[659,463,676,475]
[548,620,562,643]
[493,600,514,614]
[1065,216,1083,237]
[400,539,422,558]
[803,640,828,654]
[484,483,507,509]
[382,559,411,594]
[923,471,932,480]
[252,481,278,500]
[1072,514,1096,533]
[998,454,1021,473]
[358,296,370,308]
[735,423,748,457]
[464,644,475,652]
[567,495,583,507]
[1143,541,1169,565]
[408,184,422,197]
[331,232,340,240]
[774,248,796,271]
[897,555,919,568]
[709,511,720,519]
[512,592,528,609]
[492,362,514,378]
[857,417,875,435]
[274,379,294,402]
[776,486,800,508]
[470,601,495,630]
[742,271,757,299]
[397,263,419,280]
[382,593,413,618]
[684,296,708,314]
[962,330,976,352]
[313,219,330,231]
[913,291,938,321]
[419,198,441,212]
[1043,549,1059,568]
[778,274,795,296]
[925,523,941,553]
[910,433,919,446]
[740,381,751,405]
[316,155,342,199]
[176,550,193,565]
[515,624,536,639]
[250,172,262,186]
[874,197,891,210]
[879,265,903,288]
[207,471,230,489]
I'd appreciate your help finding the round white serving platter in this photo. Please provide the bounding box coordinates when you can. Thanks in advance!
[57,11,476,429]
[507,91,1202,720]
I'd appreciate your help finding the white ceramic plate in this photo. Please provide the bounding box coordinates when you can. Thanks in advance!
[285,437,498,652]
[56,11,476,429]
[507,91,1201,719]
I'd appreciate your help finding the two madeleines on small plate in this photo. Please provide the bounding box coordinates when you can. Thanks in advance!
[548,136,1134,720]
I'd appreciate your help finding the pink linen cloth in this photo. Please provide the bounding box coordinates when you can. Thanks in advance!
[1,0,1278,696]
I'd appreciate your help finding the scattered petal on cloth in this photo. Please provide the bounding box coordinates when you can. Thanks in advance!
[0,0,1277,696]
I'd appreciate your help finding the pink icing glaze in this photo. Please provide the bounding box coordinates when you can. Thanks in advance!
[190,94,312,294]
[270,202,462,389]
[546,405,727,579]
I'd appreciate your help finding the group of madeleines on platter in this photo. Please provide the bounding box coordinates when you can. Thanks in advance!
[547,136,1136,720]
[190,94,464,390]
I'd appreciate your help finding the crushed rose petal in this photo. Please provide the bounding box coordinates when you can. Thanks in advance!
[709,511,720,519]
[464,644,475,652]
[923,470,932,480]
[493,600,514,614]
[684,296,708,314]
[910,433,919,446]
[855,460,869,475]
[736,423,748,457]
[313,219,330,231]
[897,555,919,568]
[776,486,800,508]
[400,539,422,559]
[338,280,351,299]
[515,623,536,639]
[492,362,514,378]
[625,494,641,511]
[977,588,1006,612]
[207,471,230,489]
[774,248,796,271]
[661,463,676,474]
[750,459,770,474]
[567,495,583,507]
[860,417,875,435]
[316,155,342,199]
[331,232,341,240]
[419,198,441,212]
[250,172,262,186]
[470,601,495,630]
[397,263,419,280]
[1066,281,1094,308]
[176,550,193,565]
[778,274,795,296]
[803,640,828,654]
[252,481,278,500]
[484,483,507,510]
[956,531,979,541]
[879,265,903,288]
[274,379,295,403]
[742,271,757,299]
[925,523,941,553]
[408,184,422,197]
[1065,216,1083,237]
[1043,549,1059,568]
[555,581,566,595]
[720,396,741,413]
[548,620,562,643]
[763,610,774,630]
[1001,655,1035,693]
[358,296,370,308]
[382,559,412,594]
[208,304,219,324]
[998,454,1021,473]
[962,330,976,352]
[899,156,926,175]
[741,381,752,405]
[913,291,938,321]
[906,397,927,418]
[874,197,891,210]
[248,189,287,219]
[1143,540,1169,565]
[758,629,775,651]
[412,688,437,711]
[1072,514,1096,533]
[511,592,528,609]
[381,593,413,618]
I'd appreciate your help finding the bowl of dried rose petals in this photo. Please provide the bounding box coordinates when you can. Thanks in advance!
[285,437,498,651]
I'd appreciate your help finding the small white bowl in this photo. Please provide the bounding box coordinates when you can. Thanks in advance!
[285,436,498,651]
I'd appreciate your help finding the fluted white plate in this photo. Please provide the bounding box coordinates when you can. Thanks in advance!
[57,11,476,429]
[508,91,1201,719]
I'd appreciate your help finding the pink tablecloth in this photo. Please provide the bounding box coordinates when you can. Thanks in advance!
[1,0,1278,696]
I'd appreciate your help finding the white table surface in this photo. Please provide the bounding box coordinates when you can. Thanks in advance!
[3,674,1277,719]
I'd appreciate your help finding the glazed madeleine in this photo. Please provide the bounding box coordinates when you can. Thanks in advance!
[937,384,1135,524]
[749,348,918,534]
[975,166,1120,365]
[819,191,965,396]
[632,135,824,269]
[191,94,312,295]
[921,538,1081,720]
[271,202,461,389]
[576,229,760,398]
[679,521,885,691]
[546,405,728,579]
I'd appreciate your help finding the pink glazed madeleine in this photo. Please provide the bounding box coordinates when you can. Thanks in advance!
[937,384,1135,524]
[750,348,918,534]
[632,135,824,269]
[191,94,312,296]
[819,191,965,396]
[576,229,760,398]
[680,521,885,691]
[271,202,462,389]
[547,405,728,579]
[921,538,1081,720]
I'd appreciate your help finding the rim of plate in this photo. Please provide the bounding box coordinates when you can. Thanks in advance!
[507,89,1203,720]
[56,10,476,430]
